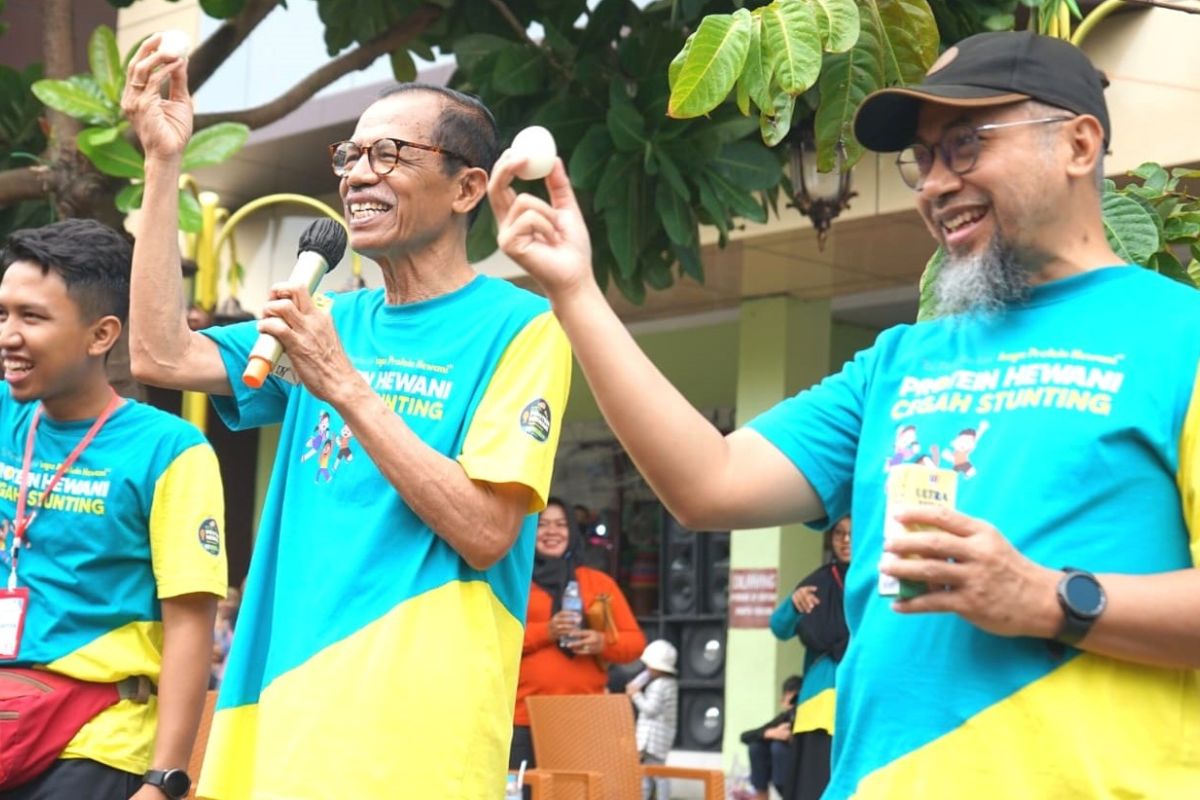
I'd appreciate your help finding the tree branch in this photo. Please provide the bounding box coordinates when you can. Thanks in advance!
[42,0,80,147]
[485,0,571,82]
[193,5,444,131]
[0,166,51,207]
[187,0,280,92]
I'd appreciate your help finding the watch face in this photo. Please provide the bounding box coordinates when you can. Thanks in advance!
[1064,573,1104,616]
[162,770,191,796]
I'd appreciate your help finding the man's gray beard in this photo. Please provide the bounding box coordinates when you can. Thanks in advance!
[933,236,1033,320]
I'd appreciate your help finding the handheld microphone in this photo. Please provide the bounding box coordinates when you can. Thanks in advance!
[242,218,348,388]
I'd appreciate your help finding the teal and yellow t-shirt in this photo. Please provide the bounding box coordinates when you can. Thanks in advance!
[750,267,1200,798]
[198,276,571,800]
[0,387,227,774]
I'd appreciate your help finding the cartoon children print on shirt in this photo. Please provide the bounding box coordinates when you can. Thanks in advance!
[885,425,920,471]
[299,411,331,463]
[299,410,355,483]
[942,421,989,478]
[884,422,989,479]
[333,425,354,472]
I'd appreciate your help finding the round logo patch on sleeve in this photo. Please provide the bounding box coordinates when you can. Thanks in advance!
[198,518,221,556]
[520,399,552,442]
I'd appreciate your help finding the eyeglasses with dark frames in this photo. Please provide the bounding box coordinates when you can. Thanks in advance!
[328,137,472,177]
[896,116,1075,190]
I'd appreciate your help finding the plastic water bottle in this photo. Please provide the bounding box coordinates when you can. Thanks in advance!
[559,579,583,648]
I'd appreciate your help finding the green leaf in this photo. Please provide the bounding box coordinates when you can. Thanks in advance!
[1148,250,1194,287]
[389,49,417,83]
[739,14,774,112]
[653,149,690,201]
[870,0,941,86]
[1102,191,1161,266]
[1131,162,1169,193]
[115,182,144,213]
[605,191,640,278]
[77,127,144,178]
[705,169,767,223]
[713,140,782,191]
[178,189,202,234]
[667,8,753,118]
[594,153,641,211]
[452,34,511,73]
[567,125,613,194]
[695,174,730,239]
[917,246,944,321]
[492,44,545,97]
[1163,215,1200,244]
[611,266,646,305]
[656,180,697,246]
[673,241,704,282]
[813,28,885,172]
[181,122,249,171]
[200,0,246,19]
[89,25,123,104]
[607,102,646,153]
[813,0,861,53]
[31,78,117,126]
[759,0,822,95]
[759,87,797,147]
[643,248,675,290]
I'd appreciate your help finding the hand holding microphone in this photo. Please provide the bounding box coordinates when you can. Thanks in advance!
[243,219,348,388]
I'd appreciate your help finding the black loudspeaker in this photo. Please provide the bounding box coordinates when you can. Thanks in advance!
[680,624,726,680]
[679,690,724,750]
[664,517,698,615]
[703,534,730,614]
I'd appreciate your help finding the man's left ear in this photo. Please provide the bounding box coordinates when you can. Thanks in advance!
[88,315,122,358]
[453,166,489,215]
[1065,115,1106,179]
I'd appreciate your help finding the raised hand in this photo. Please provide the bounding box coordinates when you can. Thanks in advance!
[487,152,595,304]
[122,33,193,160]
[791,584,821,614]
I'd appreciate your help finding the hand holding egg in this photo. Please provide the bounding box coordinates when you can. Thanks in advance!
[157,29,192,59]
[509,126,557,181]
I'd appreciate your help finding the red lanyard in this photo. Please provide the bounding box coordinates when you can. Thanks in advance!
[831,564,843,590]
[9,391,121,588]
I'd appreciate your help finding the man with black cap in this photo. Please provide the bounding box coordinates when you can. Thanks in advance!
[489,29,1200,798]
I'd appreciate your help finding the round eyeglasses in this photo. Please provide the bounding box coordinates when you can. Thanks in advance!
[328,137,471,177]
[896,116,1074,190]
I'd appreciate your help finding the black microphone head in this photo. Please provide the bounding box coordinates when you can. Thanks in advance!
[298,218,348,269]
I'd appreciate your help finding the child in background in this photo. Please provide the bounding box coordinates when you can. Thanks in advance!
[626,639,679,800]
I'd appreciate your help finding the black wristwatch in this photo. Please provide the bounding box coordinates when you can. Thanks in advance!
[1055,568,1106,646]
[143,768,191,800]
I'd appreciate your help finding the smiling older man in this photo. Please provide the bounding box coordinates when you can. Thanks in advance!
[123,33,572,800]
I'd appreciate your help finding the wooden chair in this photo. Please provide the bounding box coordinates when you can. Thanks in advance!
[185,690,217,800]
[526,694,725,800]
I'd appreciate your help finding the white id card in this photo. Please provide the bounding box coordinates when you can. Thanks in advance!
[0,588,30,660]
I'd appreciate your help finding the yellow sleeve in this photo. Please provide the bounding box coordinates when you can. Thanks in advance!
[1178,365,1200,567]
[149,443,228,598]
[457,311,572,513]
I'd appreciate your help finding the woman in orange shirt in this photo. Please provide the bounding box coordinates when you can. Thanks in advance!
[509,497,646,770]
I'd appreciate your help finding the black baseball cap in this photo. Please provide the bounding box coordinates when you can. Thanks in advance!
[853,31,1110,153]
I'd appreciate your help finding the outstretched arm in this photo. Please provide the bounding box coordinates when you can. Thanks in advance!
[488,155,823,531]
[122,35,231,395]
